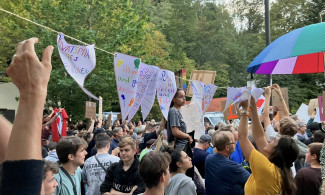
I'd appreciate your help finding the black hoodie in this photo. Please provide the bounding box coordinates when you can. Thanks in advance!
[100,157,145,194]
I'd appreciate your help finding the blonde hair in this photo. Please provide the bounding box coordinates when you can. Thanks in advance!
[118,136,136,150]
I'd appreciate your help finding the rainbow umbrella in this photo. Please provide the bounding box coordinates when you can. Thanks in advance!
[247,22,325,74]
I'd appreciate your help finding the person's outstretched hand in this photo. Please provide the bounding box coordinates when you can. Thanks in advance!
[271,84,282,97]
[6,38,53,98]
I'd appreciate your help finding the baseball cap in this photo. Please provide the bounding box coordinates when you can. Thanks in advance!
[200,134,211,143]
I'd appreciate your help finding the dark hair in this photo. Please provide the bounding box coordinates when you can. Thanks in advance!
[169,149,184,173]
[48,142,57,151]
[170,88,185,108]
[57,137,88,164]
[43,160,59,180]
[95,133,110,149]
[83,132,92,142]
[77,124,85,130]
[139,152,171,188]
[313,130,325,143]
[268,136,299,195]
[309,143,323,163]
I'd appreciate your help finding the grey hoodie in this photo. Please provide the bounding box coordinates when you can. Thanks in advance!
[165,173,196,195]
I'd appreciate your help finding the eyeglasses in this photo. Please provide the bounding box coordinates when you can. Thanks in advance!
[226,142,235,145]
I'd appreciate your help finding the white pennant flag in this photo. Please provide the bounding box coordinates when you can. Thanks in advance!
[114,53,140,121]
[141,68,160,120]
[57,33,98,100]
[127,63,159,121]
[156,69,177,120]
[190,80,205,114]
[203,84,218,113]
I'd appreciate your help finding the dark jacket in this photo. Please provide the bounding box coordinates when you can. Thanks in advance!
[100,157,145,194]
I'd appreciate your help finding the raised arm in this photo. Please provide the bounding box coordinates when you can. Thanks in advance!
[5,38,53,161]
[250,96,268,156]
[0,115,12,163]
[272,84,289,119]
[263,87,272,129]
[238,100,255,161]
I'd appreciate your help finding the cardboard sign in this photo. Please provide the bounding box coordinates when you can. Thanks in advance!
[156,69,177,120]
[308,98,318,115]
[186,70,216,97]
[272,88,289,111]
[175,69,187,92]
[180,103,204,140]
[85,101,96,119]
[128,63,159,121]
[114,53,140,121]
[107,113,112,125]
[221,101,241,120]
[98,96,103,121]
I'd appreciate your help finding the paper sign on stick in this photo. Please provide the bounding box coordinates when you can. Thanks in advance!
[85,101,96,119]
[156,69,177,120]
[180,103,204,140]
[114,53,140,121]
[127,63,159,121]
[296,103,310,124]
[203,84,218,113]
[57,33,98,99]
[141,68,160,120]
[190,80,205,114]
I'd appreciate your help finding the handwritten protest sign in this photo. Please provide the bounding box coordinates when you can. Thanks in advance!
[141,68,160,120]
[296,103,310,123]
[57,33,98,100]
[127,63,159,121]
[223,87,243,112]
[190,80,205,114]
[180,102,204,139]
[156,69,177,120]
[203,84,218,113]
[85,101,96,119]
[114,52,140,121]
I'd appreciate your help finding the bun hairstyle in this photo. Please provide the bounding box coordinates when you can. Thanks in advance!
[170,88,185,108]
[268,136,299,195]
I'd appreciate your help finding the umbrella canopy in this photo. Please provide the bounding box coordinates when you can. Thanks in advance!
[247,22,325,74]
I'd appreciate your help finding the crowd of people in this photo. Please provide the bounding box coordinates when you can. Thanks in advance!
[1,38,325,195]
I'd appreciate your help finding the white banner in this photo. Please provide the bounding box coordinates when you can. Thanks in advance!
[190,80,205,114]
[114,52,140,121]
[141,68,160,120]
[57,33,98,99]
[127,63,159,121]
[203,84,218,113]
[156,69,177,120]
[180,102,204,140]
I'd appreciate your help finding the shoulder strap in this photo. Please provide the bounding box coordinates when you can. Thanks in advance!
[60,166,77,195]
[94,155,107,172]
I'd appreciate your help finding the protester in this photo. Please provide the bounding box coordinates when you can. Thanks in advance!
[304,122,321,145]
[138,123,162,151]
[167,88,193,178]
[82,133,120,195]
[165,149,196,195]
[192,134,211,178]
[238,96,299,194]
[0,38,53,194]
[100,137,145,194]
[139,139,156,161]
[205,131,250,195]
[108,127,123,154]
[41,160,59,195]
[55,136,88,195]
[295,121,308,142]
[45,142,59,162]
[139,152,171,195]
[295,143,322,195]
[127,123,138,140]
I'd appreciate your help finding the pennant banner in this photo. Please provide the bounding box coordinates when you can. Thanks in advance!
[190,80,205,114]
[57,33,98,99]
[224,87,243,112]
[141,68,160,120]
[156,69,177,120]
[127,63,159,121]
[114,52,140,121]
[203,84,218,113]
